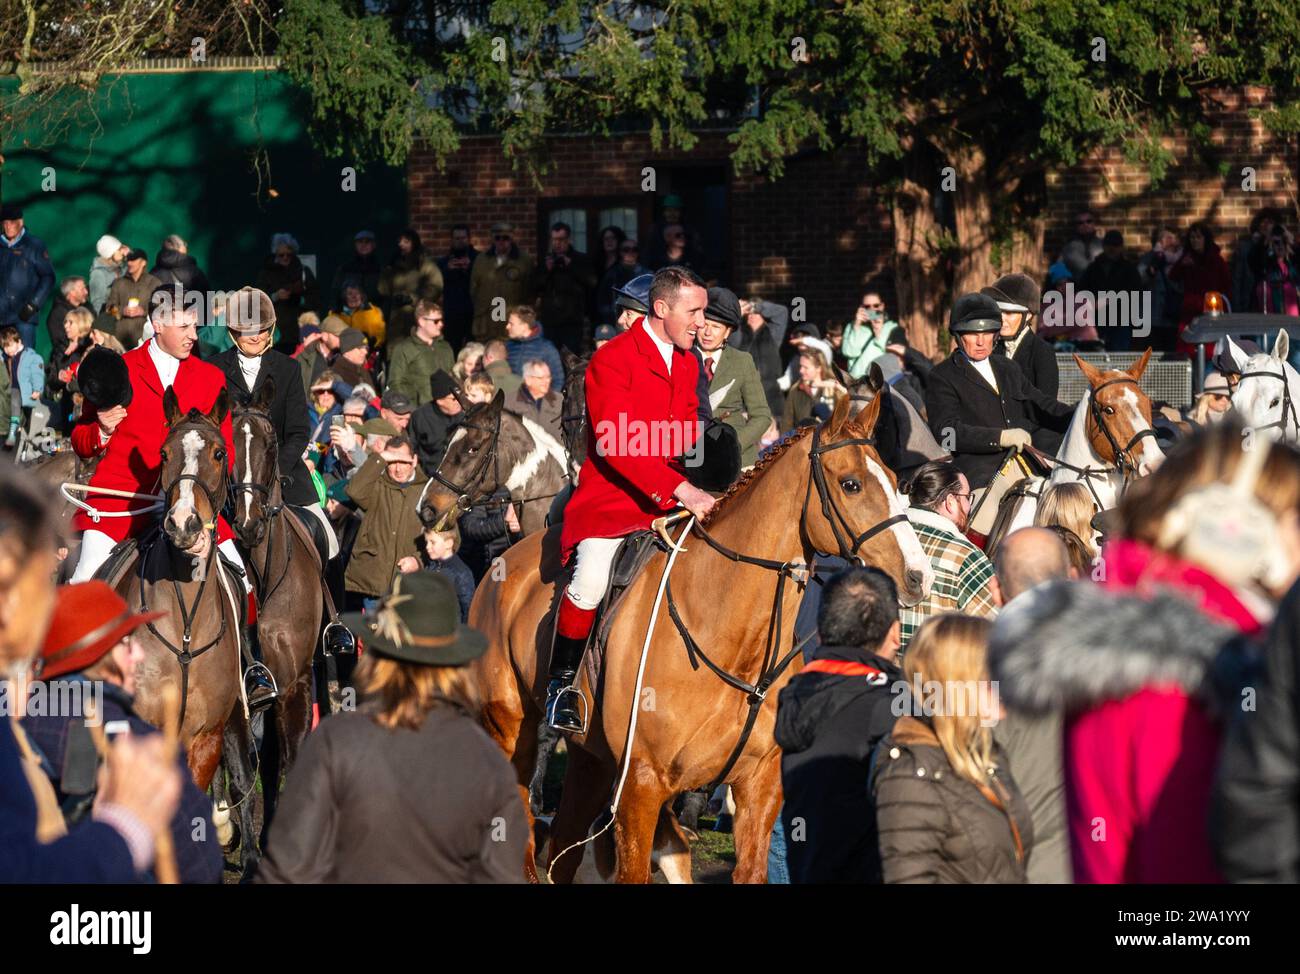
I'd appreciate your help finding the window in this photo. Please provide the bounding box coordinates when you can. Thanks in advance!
[540,197,653,260]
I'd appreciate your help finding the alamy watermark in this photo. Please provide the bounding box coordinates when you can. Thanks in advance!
[1042,286,1151,338]
[593,415,705,468]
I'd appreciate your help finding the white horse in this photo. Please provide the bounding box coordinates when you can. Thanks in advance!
[1225,332,1300,443]
[993,351,1166,545]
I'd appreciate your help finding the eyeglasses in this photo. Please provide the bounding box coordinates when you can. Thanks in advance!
[948,491,973,504]
[419,316,443,324]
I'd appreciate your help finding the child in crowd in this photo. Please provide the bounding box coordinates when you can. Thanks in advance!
[422,523,477,622]
[463,373,496,405]
[2,325,45,448]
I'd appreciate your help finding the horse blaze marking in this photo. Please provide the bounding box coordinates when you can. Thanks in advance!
[241,421,254,525]
[172,430,204,528]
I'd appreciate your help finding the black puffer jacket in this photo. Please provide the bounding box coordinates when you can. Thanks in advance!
[775,647,902,883]
[151,249,211,296]
[872,715,1033,884]
[1213,579,1300,882]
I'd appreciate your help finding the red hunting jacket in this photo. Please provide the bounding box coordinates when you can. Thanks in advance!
[560,321,700,563]
[72,342,236,543]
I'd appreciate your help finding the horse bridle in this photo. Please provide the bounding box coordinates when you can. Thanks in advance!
[801,424,908,561]
[1086,375,1158,480]
[1237,366,1300,438]
[228,405,294,601]
[159,418,231,532]
[560,366,588,479]
[426,408,504,516]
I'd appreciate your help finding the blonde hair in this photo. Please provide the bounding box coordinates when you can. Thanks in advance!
[64,307,94,339]
[1118,420,1300,549]
[453,342,485,382]
[902,614,998,787]
[353,654,479,731]
[463,373,495,400]
[1034,481,1098,558]
[92,330,125,354]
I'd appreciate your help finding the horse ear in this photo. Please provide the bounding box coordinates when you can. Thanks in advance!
[1073,353,1104,387]
[1274,330,1290,364]
[1223,336,1250,373]
[560,347,582,372]
[849,387,884,437]
[255,374,276,412]
[827,390,852,436]
[1128,347,1152,381]
[867,361,885,394]
[488,388,505,413]
[163,386,182,427]
[208,386,230,426]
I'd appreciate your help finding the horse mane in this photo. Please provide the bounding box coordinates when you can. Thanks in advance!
[700,423,816,527]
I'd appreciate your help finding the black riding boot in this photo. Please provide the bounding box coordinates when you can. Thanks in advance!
[242,621,278,715]
[544,633,587,733]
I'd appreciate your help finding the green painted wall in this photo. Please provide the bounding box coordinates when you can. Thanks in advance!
[1,68,408,358]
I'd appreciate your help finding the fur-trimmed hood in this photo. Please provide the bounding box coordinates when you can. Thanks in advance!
[989,580,1241,715]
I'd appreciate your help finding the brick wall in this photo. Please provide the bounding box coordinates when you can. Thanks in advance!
[1047,87,1298,271]
[409,132,894,330]
[409,88,1297,326]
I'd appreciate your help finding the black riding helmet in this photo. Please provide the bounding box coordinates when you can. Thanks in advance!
[948,293,1002,334]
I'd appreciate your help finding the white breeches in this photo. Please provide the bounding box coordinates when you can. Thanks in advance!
[565,537,625,610]
[70,529,118,582]
[70,529,253,594]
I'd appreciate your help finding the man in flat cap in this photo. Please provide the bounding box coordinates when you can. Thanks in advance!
[696,286,772,468]
[470,222,535,343]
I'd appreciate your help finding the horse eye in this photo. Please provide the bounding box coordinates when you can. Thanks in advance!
[1104,406,1115,415]
[1271,398,1281,409]
[840,478,862,494]
[215,448,226,461]
[466,446,478,456]
[159,450,169,463]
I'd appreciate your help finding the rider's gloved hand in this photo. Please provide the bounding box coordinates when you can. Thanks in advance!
[999,428,1033,452]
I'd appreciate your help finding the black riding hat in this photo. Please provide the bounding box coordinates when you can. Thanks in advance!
[679,421,741,493]
[981,273,1042,316]
[78,347,133,410]
[949,293,1003,334]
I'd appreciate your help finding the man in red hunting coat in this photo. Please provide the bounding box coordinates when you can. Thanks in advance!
[68,283,277,710]
[548,266,718,732]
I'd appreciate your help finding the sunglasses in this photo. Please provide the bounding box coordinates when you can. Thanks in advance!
[419,316,444,324]
[863,303,884,310]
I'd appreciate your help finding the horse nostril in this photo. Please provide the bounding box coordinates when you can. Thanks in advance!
[906,569,925,592]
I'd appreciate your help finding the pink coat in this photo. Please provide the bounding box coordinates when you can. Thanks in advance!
[988,539,1264,884]
[1070,541,1262,883]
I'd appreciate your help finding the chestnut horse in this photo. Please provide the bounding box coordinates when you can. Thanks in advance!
[221,377,325,878]
[427,393,933,882]
[114,387,244,791]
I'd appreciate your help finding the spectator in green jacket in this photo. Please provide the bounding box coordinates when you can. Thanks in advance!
[843,291,899,379]
[385,299,455,408]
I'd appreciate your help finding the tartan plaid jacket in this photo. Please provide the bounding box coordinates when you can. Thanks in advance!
[898,506,999,651]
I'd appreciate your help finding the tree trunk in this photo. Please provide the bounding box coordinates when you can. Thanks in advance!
[949,140,995,300]
[891,139,949,361]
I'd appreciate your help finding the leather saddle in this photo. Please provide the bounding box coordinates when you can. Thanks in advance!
[286,505,332,567]
[570,530,667,701]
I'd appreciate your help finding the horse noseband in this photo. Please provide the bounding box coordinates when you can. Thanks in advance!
[804,425,907,560]
[1088,375,1157,478]
[1237,369,1300,438]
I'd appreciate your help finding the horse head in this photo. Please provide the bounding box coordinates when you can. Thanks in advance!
[559,347,589,477]
[418,389,506,531]
[803,392,933,606]
[160,385,230,552]
[1073,348,1165,478]
[1228,332,1300,443]
[230,377,281,549]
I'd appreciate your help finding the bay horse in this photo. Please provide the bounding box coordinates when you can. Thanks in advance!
[221,376,324,879]
[114,387,244,791]
[1226,332,1300,444]
[982,348,1165,553]
[420,390,570,537]
[430,392,932,883]
[559,348,589,480]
